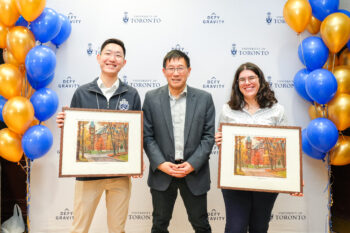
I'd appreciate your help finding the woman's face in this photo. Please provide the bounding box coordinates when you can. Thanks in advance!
[237,69,260,100]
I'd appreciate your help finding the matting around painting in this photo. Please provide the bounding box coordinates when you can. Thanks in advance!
[59,107,143,177]
[218,123,302,193]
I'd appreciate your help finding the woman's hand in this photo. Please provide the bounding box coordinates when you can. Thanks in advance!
[215,131,222,146]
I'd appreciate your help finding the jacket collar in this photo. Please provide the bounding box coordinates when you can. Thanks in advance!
[88,77,128,96]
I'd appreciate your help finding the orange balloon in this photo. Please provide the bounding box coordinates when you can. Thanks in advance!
[0,21,9,48]
[330,136,350,166]
[2,96,34,134]
[308,104,324,120]
[320,13,350,53]
[15,0,45,22]
[6,26,35,64]
[328,94,350,131]
[306,15,321,34]
[283,0,312,33]
[339,48,350,66]
[0,128,23,162]
[333,66,350,95]
[3,48,21,67]
[0,0,20,26]
[322,53,339,71]
[0,64,22,99]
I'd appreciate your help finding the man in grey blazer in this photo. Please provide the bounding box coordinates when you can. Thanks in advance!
[143,50,215,233]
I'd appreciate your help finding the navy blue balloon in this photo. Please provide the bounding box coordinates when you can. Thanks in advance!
[298,37,329,71]
[306,118,338,153]
[30,8,61,43]
[309,0,339,21]
[293,68,313,103]
[0,96,7,122]
[15,16,28,27]
[51,14,72,48]
[30,88,59,121]
[338,9,350,18]
[348,40,350,50]
[22,125,53,160]
[305,69,337,104]
[25,45,56,82]
[27,72,54,90]
[302,129,326,160]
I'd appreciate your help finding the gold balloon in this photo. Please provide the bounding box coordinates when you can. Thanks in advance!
[330,136,350,166]
[6,26,35,64]
[2,96,34,134]
[320,13,350,54]
[308,104,324,120]
[328,94,350,131]
[322,53,339,71]
[0,0,20,26]
[15,0,45,22]
[0,64,23,99]
[306,15,321,34]
[0,21,9,48]
[283,0,312,33]
[0,128,23,162]
[3,48,21,67]
[339,48,350,66]
[333,66,350,95]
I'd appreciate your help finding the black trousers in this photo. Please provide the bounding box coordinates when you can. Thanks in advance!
[150,178,211,233]
[222,189,278,233]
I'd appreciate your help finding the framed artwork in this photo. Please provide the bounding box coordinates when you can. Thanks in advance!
[218,123,302,193]
[59,107,143,177]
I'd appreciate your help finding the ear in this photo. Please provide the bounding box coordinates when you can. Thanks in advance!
[162,68,166,76]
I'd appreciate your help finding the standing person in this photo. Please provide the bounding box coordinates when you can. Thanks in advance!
[215,62,302,233]
[143,49,215,233]
[56,38,141,233]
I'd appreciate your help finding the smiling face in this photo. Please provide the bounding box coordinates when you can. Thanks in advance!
[97,43,126,78]
[238,69,260,101]
[163,57,191,95]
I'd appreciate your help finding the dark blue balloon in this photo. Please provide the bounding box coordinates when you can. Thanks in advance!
[348,40,350,50]
[51,14,72,48]
[305,68,337,104]
[15,16,28,27]
[302,129,326,160]
[25,45,56,82]
[30,88,59,121]
[0,96,7,122]
[309,0,339,21]
[293,68,313,103]
[27,72,54,90]
[30,8,61,43]
[22,125,53,160]
[298,37,329,71]
[306,118,338,153]
[338,9,350,18]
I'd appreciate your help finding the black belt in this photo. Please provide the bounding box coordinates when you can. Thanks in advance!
[174,159,184,164]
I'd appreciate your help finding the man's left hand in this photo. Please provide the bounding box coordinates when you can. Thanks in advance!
[176,162,194,176]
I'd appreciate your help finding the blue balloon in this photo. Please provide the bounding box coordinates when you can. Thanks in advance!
[305,69,337,104]
[338,9,350,18]
[22,125,53,160]
[15,16,28,27]
[25,45,56,82]
[298,37,329,71]
[27,72,54,90]
[0,96,7,122]
[348,40,350,50]
[293,68,313,103]
[51,14,72,48]
[302,129,326,160]
[30,8,61,43]
[306,118,338,153]
[30,88,59,121]
[309,0,339,21]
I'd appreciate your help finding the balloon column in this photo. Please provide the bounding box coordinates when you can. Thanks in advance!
[0,0,72,163]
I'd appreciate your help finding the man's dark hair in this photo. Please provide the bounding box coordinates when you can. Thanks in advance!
[100,38,126,57]
[163,50,190,68]
[228,62,277,110]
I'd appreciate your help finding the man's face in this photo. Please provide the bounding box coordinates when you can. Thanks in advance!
[97,43,126,77]
[162,57,191,92]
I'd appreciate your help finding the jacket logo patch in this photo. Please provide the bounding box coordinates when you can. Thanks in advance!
[119,98,129,110]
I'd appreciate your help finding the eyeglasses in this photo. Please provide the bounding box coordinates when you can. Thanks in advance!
[165,66,187,74]
[102,51,124,59]
[238,75,258,83]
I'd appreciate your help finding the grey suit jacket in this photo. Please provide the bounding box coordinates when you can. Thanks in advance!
[143,85,215,195]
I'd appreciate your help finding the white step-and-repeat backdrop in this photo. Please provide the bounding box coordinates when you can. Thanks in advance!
[29,0,349,232]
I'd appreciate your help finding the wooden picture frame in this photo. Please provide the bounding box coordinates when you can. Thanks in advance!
[59,107,143,177]
[218,123,302,194]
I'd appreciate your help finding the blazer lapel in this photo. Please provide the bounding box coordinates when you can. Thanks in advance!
[184,86,197,144]
[160,86,174,143]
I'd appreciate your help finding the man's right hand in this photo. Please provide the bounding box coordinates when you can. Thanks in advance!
[56,112,66,128]
[157,162,186,178]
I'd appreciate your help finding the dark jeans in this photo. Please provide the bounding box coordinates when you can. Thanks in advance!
[222,189,278,233]
[150,178,211,233]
